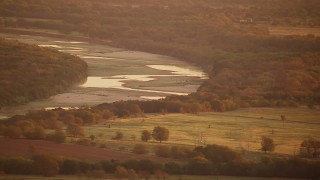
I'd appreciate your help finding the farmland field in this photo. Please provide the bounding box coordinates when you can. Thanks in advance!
[84,107,320,155]
[268,26,320,37]
[0,138,171,162]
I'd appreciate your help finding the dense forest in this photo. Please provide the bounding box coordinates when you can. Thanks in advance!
[1,0,319,109]
[0,38,87,107]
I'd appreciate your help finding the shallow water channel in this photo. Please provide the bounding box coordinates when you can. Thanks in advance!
[1,33,208,116]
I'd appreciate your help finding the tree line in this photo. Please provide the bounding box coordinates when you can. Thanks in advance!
[0,144,319,179]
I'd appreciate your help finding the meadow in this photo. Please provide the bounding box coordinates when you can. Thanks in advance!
[268,26,320,37]
[84,107,320,156]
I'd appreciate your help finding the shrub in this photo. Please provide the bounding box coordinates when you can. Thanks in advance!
[164,162,183,174]
[89,134,95,141]
[46,130,66,143]
[138,170,151,180]
[186,156,213,175]
[100,160,117,173]
[132,144,149,154]
[114,166,129,179]
[99,144,107,148]
[76,138,90,146]
[154,169,169,179]
[154,145,170,158]
[112,131,123,140]
[141,130,152,142]
[4,126,22,138]
[21,125,47,140]
[77,161,93,174]
[32,154,59,177]
[67,123,84,137]
[137,160,157,173]
[60,159,80,174]
[0,125,4,135]
[220,159,252,176]
[123,159,161,173]
[299,138,320,158]
[261,136,275,153]
[194,144,241,163]
[1,157,34,174]
[170,146,192,159]
[86,170,106,178]
[31,126,47,139]
[128,169,138,179]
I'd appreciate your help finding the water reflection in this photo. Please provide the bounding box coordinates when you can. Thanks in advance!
[39,44,85,52]
[81,64,207,95]
[78,55,115,60]
[81,76,188,96]
[53,40,86,44]
[82,77,124,88]
[119,86,188,96]
[147,65,207,79]
[59,49,84,52]
[44,107,79,110]
[140,96,165,100]
[39,44,62,48]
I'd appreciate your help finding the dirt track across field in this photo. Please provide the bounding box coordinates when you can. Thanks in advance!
[0,138,171,162]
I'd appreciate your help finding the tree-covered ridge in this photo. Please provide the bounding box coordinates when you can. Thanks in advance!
[0,0,320,108]
[197,52,320,108]
[0,38,87,107]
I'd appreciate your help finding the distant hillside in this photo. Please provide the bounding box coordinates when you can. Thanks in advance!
[0,0,320,109]
[0,38,87,107]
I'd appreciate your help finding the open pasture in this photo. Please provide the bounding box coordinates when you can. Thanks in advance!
[85,108,320,155]
[268,26,320,37]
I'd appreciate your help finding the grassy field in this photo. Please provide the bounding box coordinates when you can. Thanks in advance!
[84,107,320,156]
[268,26,320,37]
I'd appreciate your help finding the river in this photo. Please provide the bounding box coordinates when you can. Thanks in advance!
[0,33,208,117]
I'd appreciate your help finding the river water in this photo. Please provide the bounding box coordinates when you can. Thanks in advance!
[0,33,208,117]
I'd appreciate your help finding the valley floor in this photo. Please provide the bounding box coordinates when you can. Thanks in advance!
[84,107,320,156]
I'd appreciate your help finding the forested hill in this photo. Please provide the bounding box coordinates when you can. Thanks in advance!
[0,38,87,107]
[0,0,320,109]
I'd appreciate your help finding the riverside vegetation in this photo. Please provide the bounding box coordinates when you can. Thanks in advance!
[0,38,87,107]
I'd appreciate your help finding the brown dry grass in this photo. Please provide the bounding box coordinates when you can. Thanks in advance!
[268,26,320,36]
[0,138,171,162]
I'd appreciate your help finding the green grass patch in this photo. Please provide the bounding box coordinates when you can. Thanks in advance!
[224,107,320,123]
